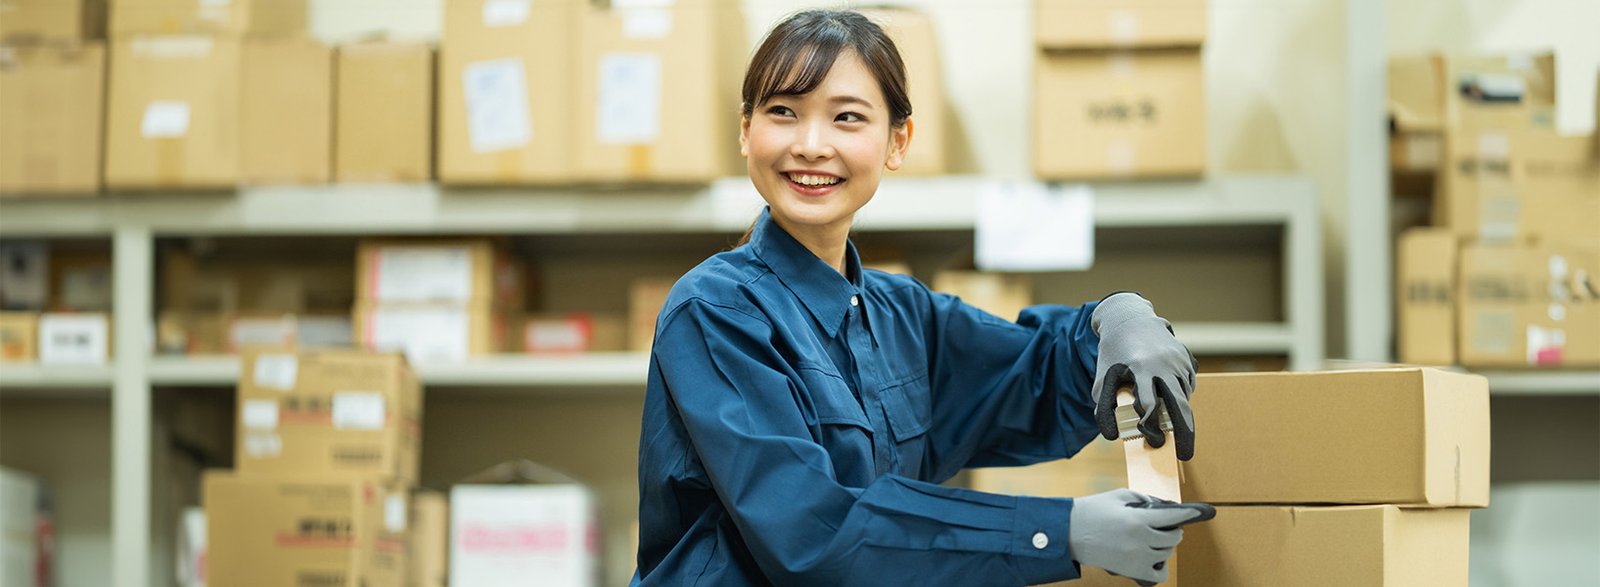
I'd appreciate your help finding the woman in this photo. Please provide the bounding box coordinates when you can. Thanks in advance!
[633,10,1208,587]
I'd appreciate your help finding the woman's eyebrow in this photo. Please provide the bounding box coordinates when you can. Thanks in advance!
[827,95,876,109]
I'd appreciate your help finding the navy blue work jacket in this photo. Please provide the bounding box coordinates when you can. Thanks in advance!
[632,208,1103,587]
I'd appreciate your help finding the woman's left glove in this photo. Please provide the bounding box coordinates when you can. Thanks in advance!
[1091,292,1199,461]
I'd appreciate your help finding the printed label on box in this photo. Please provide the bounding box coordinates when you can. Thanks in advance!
[622,8,673,39]
[297,316,354,348]
[464,58,533,153]
[1526,325,1565,365]
[132,37,213,58]
[37,314,108,365]
[141,101,191,139]
[975,182,1095,272]
[332,392,387,431]
[482,0,531,26]
[372,246,476,303]
[367,307,471,363]
[244,432,282,457]
[229,316,293,352]
[385,494,407,532]
[527,319,588,352]
[253,354,299,391]
[1108,9,1140,44]
[596,53,663,144]
[242,399,280,430]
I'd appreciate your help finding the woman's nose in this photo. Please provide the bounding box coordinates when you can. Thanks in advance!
[789,119,833,161]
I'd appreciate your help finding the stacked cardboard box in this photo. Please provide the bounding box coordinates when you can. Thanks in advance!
[205,348,423,587]
[855,8,947,176]
[448,460,602,587]
[0,242,114,364]
[336,41,435,182]
[353,238,526,362]
[0,0,107,196]
[1034,0,1206,179]
[155,246,356,355]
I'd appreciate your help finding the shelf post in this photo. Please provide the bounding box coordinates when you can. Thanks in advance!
[112,226,152,587]
[1345,0,1392,362]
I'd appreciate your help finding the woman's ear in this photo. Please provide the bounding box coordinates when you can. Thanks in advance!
[884,118,914,171]
[739,113,751,159]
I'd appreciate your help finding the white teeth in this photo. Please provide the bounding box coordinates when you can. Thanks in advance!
[787,173,840,186]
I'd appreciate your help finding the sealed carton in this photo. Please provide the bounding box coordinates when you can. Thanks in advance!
[110,0,305,36]
[522,312,627,354]
[857,8,945,176]
[241,38,332,184]
[438,0,575,184]
[1395,228,1456,366]
[573,0,744,182]
[1182,368,1490,507]
[105,35,241,189]
[1435,128,1599,242]
[0,0,106,43]
[37,312,109,364]
[1182,505,1469,587]
[356,238,524,307]
[1035,48,1204,179]
[335,42,434,182]
[932,271,1033,323]
[354,302,510,363]
[0,43,105,195]
[408,490,448,587]
[450,461,601,587]
[1387,54,1443,172]
[204,471,409,587]
[0,312,39,362]
[1457,240,1600,367]
[1035,0,1206,48]
[235,349,423,484]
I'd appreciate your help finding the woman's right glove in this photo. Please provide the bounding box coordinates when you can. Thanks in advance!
[1067,489,1215,585]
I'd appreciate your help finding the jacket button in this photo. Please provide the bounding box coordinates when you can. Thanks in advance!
[1032,532,1049,550]
[850,295,859,307]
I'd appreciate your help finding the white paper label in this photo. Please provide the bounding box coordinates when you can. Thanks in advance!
[141,101,191,138]
[131,37,213,58]
[241,399,280,430]
[0,242,48,309]
[1108,9,1140,44]
[385,494,407,532]
[297,316,354,348]
[332,392,387,431]
[1107,52,1137,78]
[229,316,293,351]
[367,307,472,363]
[527,320,586,351]
[244,433,282,457]
[622,8,673,39]
[464,58,533,153]
[37,314,109,365]
[1477,132,1511,159]
[371,245,476,303]
[596,53,663,144]
[1526,325,1566,365]
[975,182,1095,272]
[482,0,531,26]
[252,354,299,391]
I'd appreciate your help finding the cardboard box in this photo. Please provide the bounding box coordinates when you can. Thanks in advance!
[110,0,305,36]
[0,43,106,195]
[1435,128,1599,242]
[573,0,744,182]
[1387,54,1443,134]
[1181,368,1490,507]
[1035,0,1206,48]
[242,38,332,184]
[628,278,675,352]
[156,311,228,355]
[1396,228,1456,366]
[450,483,600,587]
[437,0,574,184]
[932,271,1033,322]
[236,349,423,484]
[0,242,48,310]
[356,239,524,307]
[0,0,106,43]
[1440,52,1555,132]
[48,251,112,312]
[408,490,448,587]
[523,312,627,354]
[1389,131,1442,172]
[105,35,241,189]
[162,247,356,314]
[354,302,510,363]
[335,41,434,182]
[1457,240,1600,368]
[204,472,409,587]
[857,8,945,176]
[1035,48,1204,179]
[37,312,109,365]
[0,313,39,362]
[1181,505,1469,587]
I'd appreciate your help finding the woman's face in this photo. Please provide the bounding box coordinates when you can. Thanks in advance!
[741,49,912,236]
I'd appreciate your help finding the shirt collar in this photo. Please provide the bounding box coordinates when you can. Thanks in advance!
[750,207,862,338]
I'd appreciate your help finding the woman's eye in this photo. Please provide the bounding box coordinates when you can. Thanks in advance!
[837,112,865,123]
[767,106,794,117]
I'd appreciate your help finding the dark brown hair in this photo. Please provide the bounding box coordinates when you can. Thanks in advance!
[733,9,914,248]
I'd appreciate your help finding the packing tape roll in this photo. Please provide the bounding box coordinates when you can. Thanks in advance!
[628,144,653,179]
[157,138,184,185]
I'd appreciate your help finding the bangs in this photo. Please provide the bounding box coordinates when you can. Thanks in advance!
[746,23,850,109]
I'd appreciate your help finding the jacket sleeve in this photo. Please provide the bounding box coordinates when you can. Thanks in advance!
[919,287,1103,480]
[654,298,1082,587]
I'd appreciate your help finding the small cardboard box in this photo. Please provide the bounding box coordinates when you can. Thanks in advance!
[1440,52,1555,133]
[356,239,524,307]
[110,0,305,36]
[37,312,110,365]
[105,35,241,189]
[354,302,510,363]
[449,461,601,587]
[408,490,448,587]
[1182,368,1490,507]
[1457,240,1600,368]
[1182,505,1470,587]
[1035,0,1206,48]
[1435,128,1599,242]
[628,278,675,352]
[932,271,1033,323]
[335,42,434,182]
[0,0,106,43]
[437,0,576,184]
[48,251,112,312]
[1395,228,1456,366]
[522,312,628,354]
[235,349,423,485]
[241,38,332,184]
[1035,48,1204,179]
[572,0,744,182]
[857,8,945,176]
[1387,54,1444,173]
[203,471,410,587]
[0,312,39,362]
[0,43,105,196]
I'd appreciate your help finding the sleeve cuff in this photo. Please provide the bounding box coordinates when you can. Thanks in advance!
[1008,496,1079,585]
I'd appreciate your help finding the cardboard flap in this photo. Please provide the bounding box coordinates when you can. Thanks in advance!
[458,459,583,486]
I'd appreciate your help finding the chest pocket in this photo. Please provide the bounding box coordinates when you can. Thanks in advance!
[880,370,932,479]
[798,365,875,488]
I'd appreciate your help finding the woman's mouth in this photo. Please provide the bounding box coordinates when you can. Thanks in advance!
[783,172,844,196]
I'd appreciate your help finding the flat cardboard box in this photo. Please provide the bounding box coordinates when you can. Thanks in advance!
[932,271,1033,323]
[573,0,744,182]
[204,471,409,587]
[1396,228,1456,366]
[0,0,106,43]
[1182,505,1469,587]
[1440,52,1556,132]
[522,312,628,354]
[155,312,349,355]
[1435,128,1599,242]
[235,349,423,485]
[105,35,241,189]
[335,42,434,182]
[450,483,600,587]
[1181,368,1490,507]
[242,38,332,184]
[628,278,675,352]
[0,312,39,362]
[0,43,105,195]
[1457,240,1600,368]
[1035,0,1206,48]
[356,238,524,307]
[1035,48,1204,179]
[354,302,510,363]
[437,0,574,184]
[408,490,448,587]
[110,0,305,36]
[857,8,945,176]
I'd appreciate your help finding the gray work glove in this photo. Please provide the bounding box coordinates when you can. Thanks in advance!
[1068,489,1214,585]
[1091,292,1199,460]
